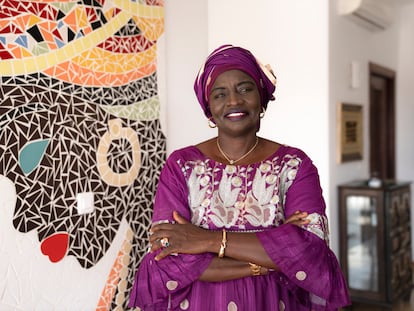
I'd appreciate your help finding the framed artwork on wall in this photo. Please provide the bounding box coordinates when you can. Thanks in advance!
[337,102,363,163]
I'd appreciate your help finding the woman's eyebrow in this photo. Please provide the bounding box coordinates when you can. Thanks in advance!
[210,86,226,93]
[238,80,255,86]
[212,80,254,91]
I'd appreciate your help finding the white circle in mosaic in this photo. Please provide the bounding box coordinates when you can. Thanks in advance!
[166,280,178,290]
[279,300,286,311]
[180,299,189,310]
[120,267,128,278]
[122,256,129,265]
[296,270,307,281]
[115,292,125,304]
[118,279,127,291]
[227,301,238,311]
[123,241,132,253]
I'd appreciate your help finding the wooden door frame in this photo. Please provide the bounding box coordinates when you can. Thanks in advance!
[369,62,396,180]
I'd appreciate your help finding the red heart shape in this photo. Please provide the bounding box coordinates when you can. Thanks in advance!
[40,233,69,263]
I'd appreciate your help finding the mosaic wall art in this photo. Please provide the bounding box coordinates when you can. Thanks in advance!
[0,0,165,309]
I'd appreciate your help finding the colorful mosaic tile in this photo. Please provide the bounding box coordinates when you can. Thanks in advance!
[0,0,165,309]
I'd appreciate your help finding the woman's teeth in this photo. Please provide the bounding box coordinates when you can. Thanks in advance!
[227,112,245,117]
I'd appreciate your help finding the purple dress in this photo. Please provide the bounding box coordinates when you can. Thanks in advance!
[129,145,350,310]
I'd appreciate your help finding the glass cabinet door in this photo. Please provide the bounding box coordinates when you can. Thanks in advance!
[346,195,379,292]
[339,181,411,307]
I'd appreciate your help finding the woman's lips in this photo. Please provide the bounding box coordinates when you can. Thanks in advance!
[225,111,247,119]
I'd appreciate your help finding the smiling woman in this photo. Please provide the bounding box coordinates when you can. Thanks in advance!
[128,44,351,311]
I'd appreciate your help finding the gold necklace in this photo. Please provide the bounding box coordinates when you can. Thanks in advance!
[216,137,259,165]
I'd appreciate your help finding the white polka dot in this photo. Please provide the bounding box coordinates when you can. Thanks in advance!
[180,299,189,310]
[296,270,307,281]
[279,300,286,311]
[166,280,178,290]
[227,301,238,311]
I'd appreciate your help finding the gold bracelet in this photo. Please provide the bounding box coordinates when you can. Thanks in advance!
[218,229,227,258]
[249,262,261,276]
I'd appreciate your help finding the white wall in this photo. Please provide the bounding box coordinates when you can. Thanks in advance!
[207,0,330,198]
[329,1,414,256]
[329,2,396,252]
[164,0,332,250]
[162,0,210,152]
[397,4,414,252]
[164,0,414,256]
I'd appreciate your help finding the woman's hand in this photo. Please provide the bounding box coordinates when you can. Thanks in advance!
[149,211,219,261]
[284,211,310,226]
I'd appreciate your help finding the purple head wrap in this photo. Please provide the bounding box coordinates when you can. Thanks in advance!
[194,44,277,118]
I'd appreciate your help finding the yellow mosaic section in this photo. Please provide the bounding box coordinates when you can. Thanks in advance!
[114,0,165,41]
[73,45,157,74]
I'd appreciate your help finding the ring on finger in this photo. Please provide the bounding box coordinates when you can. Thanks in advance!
[160,237,170,248]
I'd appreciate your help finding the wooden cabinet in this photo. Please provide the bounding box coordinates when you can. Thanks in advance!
[338,180,412,308]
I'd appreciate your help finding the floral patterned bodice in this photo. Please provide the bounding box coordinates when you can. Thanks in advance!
[172,146,330,243]
[177,152,301,231]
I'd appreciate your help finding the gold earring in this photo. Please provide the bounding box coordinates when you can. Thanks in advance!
[208,118,217,128]
[259,107,266,119]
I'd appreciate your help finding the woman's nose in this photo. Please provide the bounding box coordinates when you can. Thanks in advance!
[227,91,242,105]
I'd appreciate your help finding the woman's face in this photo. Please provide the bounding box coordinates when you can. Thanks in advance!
[208,69,261,136]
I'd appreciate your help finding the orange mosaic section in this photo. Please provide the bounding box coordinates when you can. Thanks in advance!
[97,227,134,310]
[63,6,90,31]
[75,45,157,73]
[44,59,156,86]
[43,44,157,86]
[97,251,123,310]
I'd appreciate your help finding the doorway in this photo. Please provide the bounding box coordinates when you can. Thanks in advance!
[369,63,396,180]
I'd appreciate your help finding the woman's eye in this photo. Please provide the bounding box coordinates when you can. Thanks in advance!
[238,87,251,94]
[213,92,226,99]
